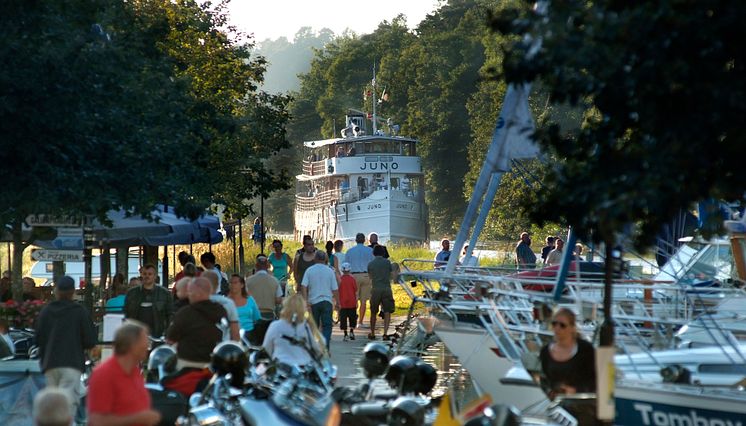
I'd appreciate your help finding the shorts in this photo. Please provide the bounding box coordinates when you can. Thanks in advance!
[339,308,358,330]
[370,288,395,315]
[353,273,372,301]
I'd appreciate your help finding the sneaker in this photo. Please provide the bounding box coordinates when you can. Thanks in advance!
[367,332,376,340]
[349,330,356,340]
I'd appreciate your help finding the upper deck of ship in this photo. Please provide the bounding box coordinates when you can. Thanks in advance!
[298,135,422,181]
[298,111,422,181]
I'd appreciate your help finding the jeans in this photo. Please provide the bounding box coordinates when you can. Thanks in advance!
[311,301,333,350]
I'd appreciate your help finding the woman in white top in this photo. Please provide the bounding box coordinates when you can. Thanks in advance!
[262,294,323,366]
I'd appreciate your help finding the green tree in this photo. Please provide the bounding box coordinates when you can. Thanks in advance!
[492,0,746,249]
[401,2,490,235]
[0,0,290,299]
[493,0,746,344]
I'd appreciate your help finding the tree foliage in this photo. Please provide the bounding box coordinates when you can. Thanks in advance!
[0,0,290,298]
[492,0,746,247]
[288,3,501,236]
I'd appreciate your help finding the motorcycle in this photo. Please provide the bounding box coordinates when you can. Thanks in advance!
[180,341,341,426]
[332,344,439,426]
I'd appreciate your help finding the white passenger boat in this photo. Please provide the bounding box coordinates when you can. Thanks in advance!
[294,109,428,244]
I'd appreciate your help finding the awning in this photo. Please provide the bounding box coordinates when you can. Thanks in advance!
[7,207,223,248]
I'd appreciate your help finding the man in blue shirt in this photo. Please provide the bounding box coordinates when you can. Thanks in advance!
[301,251,340,349]
[345,233,375,326]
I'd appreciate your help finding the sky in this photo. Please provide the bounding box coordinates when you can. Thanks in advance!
[226,0,442,42]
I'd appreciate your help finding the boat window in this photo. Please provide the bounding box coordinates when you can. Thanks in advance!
[362,140,403,154]
[698,364,746,374]
[654,245,698,281]
[682,244,734,284]
[391,177,400,190]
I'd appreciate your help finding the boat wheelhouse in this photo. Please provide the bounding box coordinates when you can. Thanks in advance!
[294,110,428,244]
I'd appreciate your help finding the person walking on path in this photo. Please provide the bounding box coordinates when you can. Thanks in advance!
[300,251,340,350]
[123,264,173,337]
[367,246,394,340]
[515,232,537,269]
[345,233,375,326]
[87,321,161,426]
[325,240,341,275]
[368,232,390,259]
[268,240,293,296]
[246,255,283,319]
[337,263,358,341]
[333,240,346,266]
[293,235,317,294]
[35,275,97,418]
[434,238,451,269]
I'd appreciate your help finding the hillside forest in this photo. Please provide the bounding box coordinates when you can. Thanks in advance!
[257,0,569,241]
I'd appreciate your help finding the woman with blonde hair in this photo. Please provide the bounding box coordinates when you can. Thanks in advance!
[540,308,595,398]
[262,294,324,365]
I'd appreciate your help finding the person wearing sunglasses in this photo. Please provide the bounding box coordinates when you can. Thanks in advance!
[539,307,596,399]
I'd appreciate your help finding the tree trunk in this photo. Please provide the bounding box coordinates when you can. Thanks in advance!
[11,217,28,301]
[116,246,129,279]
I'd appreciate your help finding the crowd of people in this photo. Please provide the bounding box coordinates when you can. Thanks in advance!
[27,231,398,425]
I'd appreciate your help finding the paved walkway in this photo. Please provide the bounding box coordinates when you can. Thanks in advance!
[328,317,405,388]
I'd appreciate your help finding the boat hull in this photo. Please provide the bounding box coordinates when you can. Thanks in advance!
[433,321,549,411]
[615,381,746,425]
[294,190,427,243]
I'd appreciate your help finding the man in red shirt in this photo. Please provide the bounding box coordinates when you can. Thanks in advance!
[338,263,358,341]
[87,321,161,426]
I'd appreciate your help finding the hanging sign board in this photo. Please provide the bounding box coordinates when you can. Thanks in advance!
[31,249,84,262]
[25,214,83,227]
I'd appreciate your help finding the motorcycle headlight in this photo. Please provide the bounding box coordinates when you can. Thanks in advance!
[189,405,229,426]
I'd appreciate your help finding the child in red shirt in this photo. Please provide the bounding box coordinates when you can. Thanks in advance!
[338,263,358,340]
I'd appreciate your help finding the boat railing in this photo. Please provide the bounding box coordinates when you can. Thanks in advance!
[296,187,425,211]
[295,189,342,211]
[302,159,328,176]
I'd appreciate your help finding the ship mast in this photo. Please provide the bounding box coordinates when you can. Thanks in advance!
[371,62,377,134]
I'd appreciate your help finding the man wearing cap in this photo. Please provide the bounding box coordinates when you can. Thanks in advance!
[345,233,375,326]
[338,263,358,341]
[35,275,97,418]
[245,254,283,319]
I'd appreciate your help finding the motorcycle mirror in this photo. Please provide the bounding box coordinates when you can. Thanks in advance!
[189,393,202,408]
